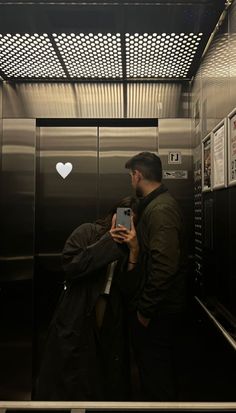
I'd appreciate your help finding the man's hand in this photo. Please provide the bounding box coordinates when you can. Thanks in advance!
[137,310,150,328]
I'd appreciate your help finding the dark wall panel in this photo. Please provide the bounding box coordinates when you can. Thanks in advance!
[229,186,236,316]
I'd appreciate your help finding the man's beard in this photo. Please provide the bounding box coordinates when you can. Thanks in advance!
[135,185,144,198]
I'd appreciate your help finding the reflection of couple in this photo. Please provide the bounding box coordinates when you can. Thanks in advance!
[35,152,188,402]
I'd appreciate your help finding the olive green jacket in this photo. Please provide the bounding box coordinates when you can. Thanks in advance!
[136,186,188,318]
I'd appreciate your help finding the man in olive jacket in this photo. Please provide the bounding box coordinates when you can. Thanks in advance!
[125,152,188,401]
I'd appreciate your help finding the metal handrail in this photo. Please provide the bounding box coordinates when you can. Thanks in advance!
[1,401,236,411]
[195,296,236,351]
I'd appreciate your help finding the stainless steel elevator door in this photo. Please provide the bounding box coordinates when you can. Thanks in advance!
[98,126,158,216]
[37,126,98,256]
[37,125,158,254]
[34,124,158,388]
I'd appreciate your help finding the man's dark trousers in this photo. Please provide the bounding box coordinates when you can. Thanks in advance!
[131,311,183,401]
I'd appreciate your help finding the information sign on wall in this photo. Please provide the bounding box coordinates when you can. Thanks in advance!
[202,133,212,192]
[163,170,188,179]
[168,151,182,164]
[228,108,236,186]
[212,119,227,190]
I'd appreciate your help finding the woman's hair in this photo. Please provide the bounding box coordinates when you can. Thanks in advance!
[95,196,138,232]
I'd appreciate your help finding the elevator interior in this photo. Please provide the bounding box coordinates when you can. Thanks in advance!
[0,0,236,403]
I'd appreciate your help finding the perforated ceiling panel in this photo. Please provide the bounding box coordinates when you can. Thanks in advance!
[0,33,66,78]
[0,0,226,81]
[0,32,205,80]
[126,32,203,78]
[53,33,123,78]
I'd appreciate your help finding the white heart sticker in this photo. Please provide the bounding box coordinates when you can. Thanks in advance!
[56,162,73,179]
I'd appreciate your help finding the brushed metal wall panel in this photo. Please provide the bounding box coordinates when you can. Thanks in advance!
[0,118,35,276]
[3,83,123,119]
[213,32,231,119]
[192,3,235,144]
[158,118,192,149]
[0,118,35,401]
[201,30,231,134]
[229,1,236,110]
[3,83,77,118]
[98,126,158,217]
[75,83,124,118]
[159,118,194,252]
[191,70,202,148]
[201,45,218,133]
[3,81,190,120]
[127,83,189,119]
[191,4,236,145]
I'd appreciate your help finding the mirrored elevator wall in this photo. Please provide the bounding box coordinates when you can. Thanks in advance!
[189,2,236,398]
[0,81,193,400]
[0,81,2,164]
[191,0,236,319]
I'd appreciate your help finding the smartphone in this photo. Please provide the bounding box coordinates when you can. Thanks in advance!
[116,207,132,230]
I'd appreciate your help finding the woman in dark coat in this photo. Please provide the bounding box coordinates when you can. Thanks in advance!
[35,197,139,401]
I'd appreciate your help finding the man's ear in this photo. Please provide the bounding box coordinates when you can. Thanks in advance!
[135,169,143,182]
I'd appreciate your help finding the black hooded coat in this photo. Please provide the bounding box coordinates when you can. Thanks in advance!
[35,222,139,401]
